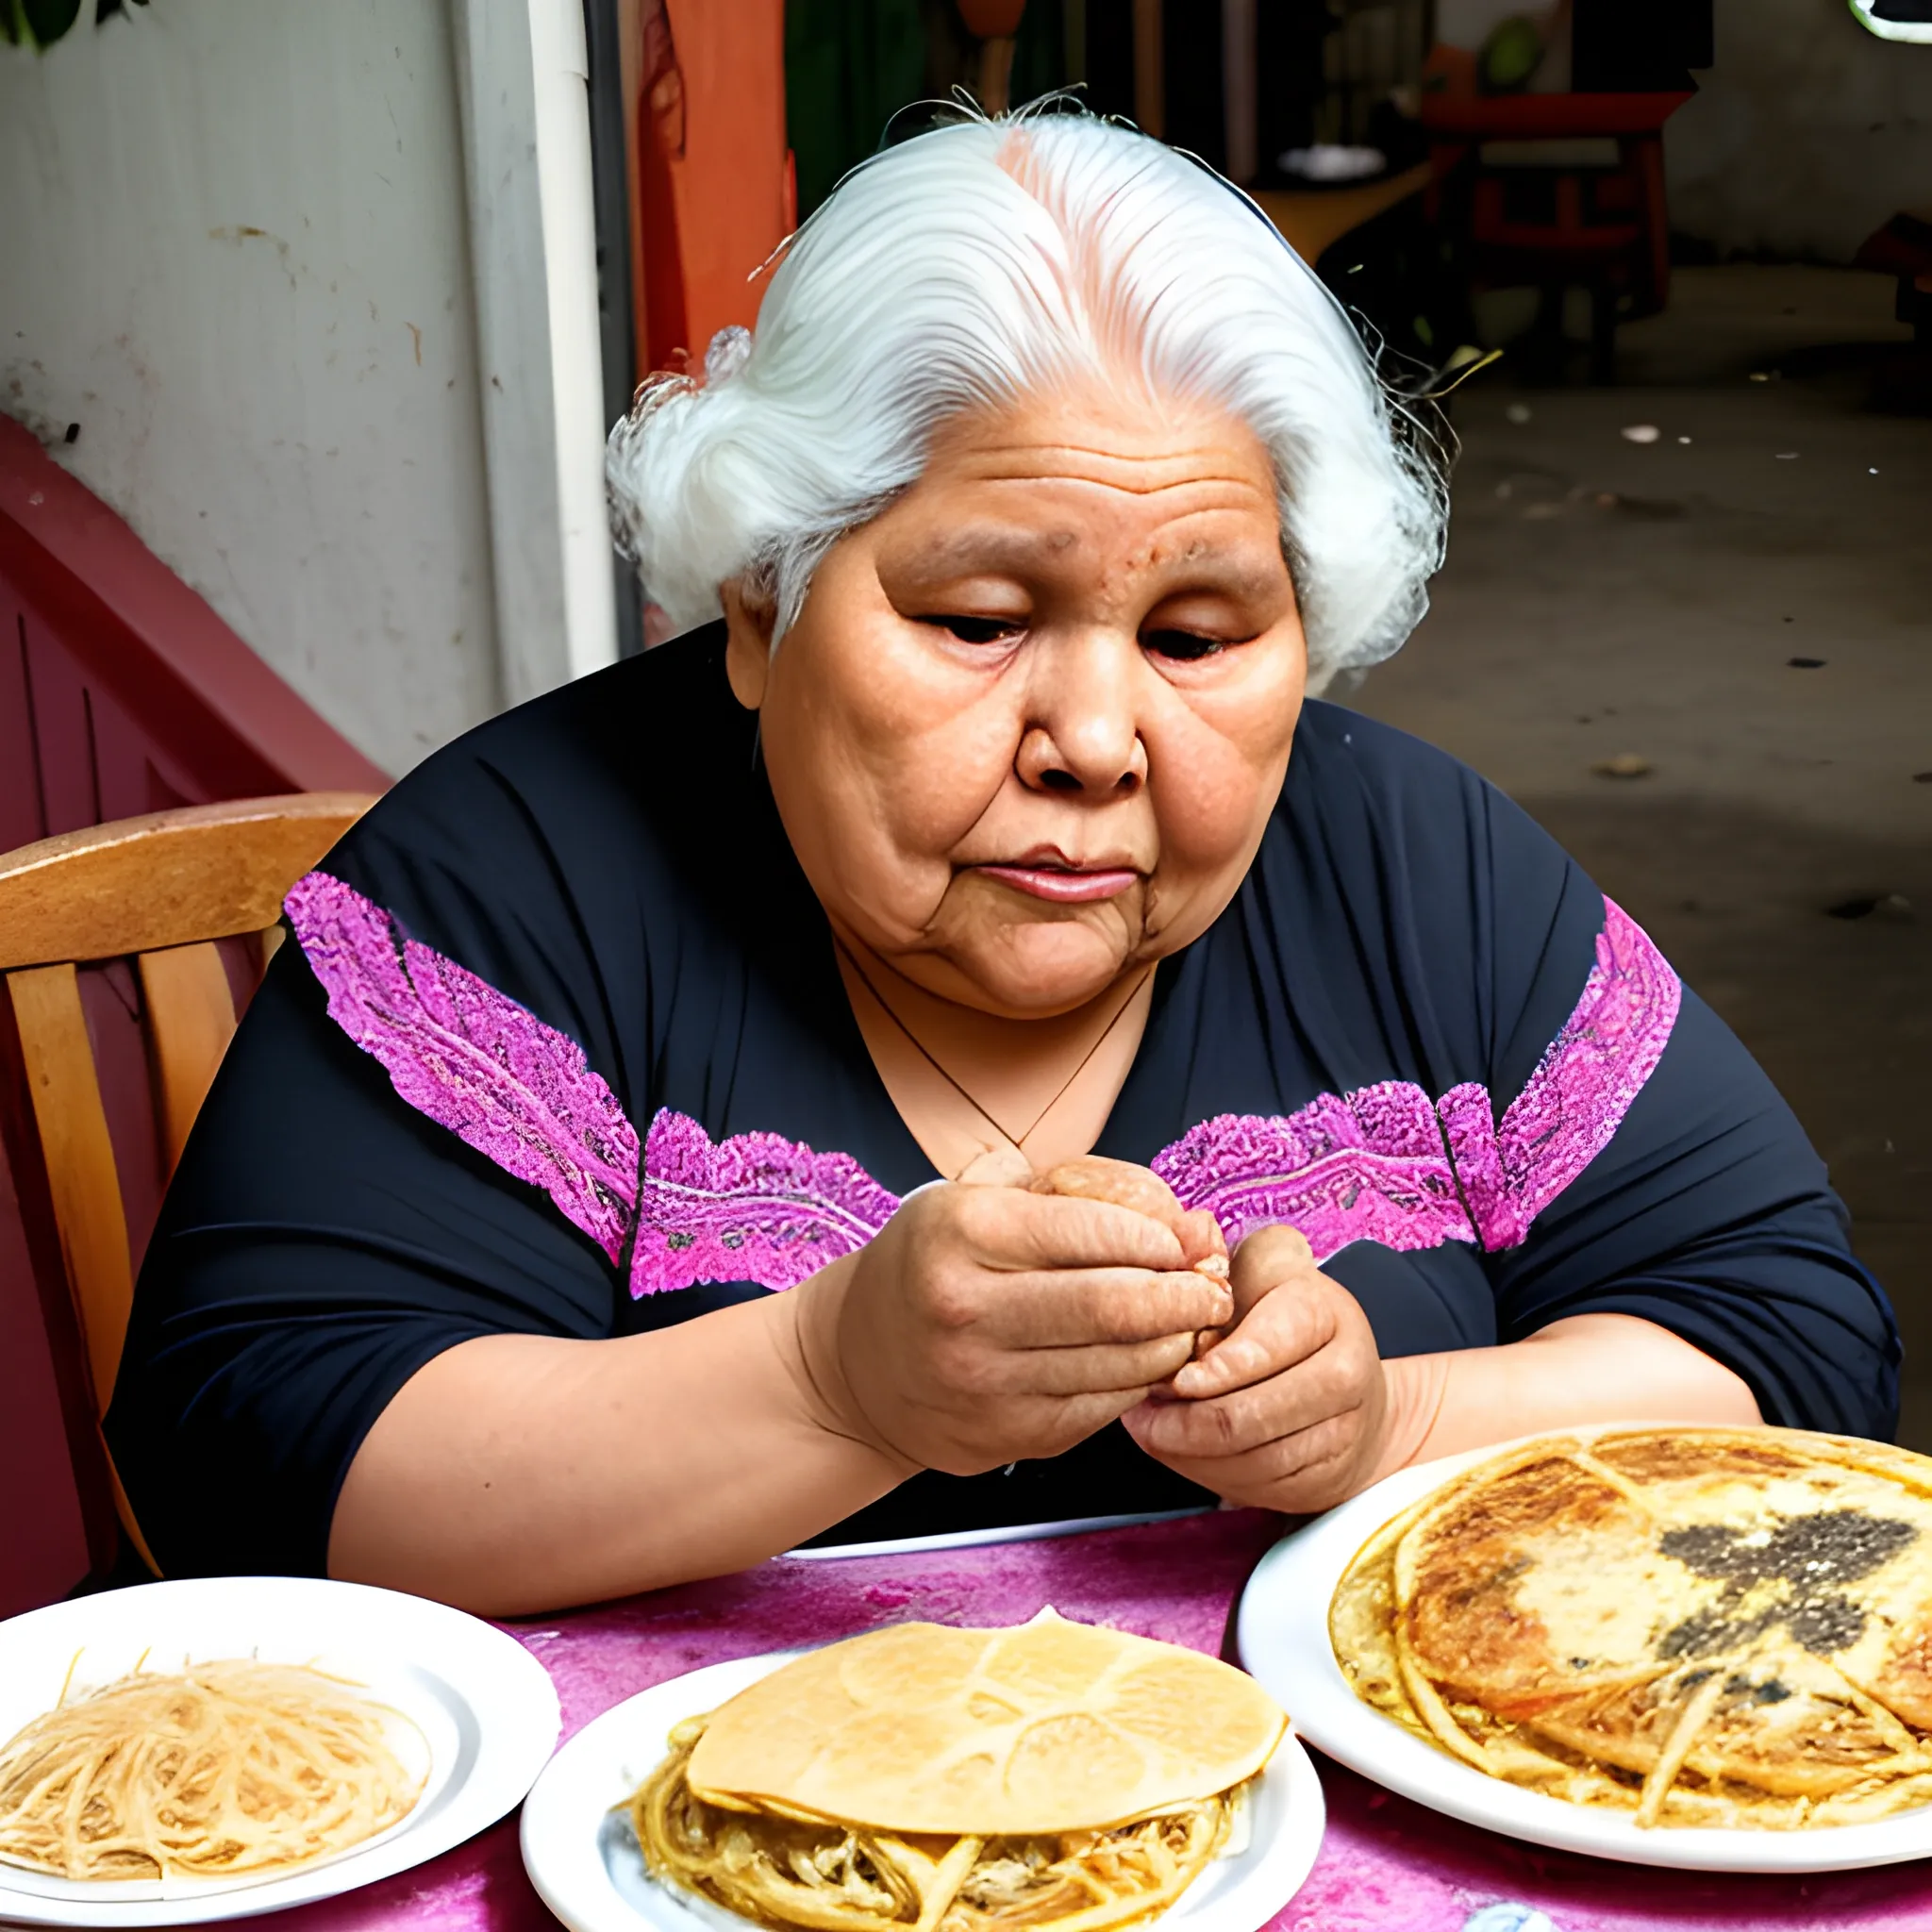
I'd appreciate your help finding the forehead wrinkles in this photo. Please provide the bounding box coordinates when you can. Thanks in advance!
[950,436,1271,495]
[896,491,1271,581]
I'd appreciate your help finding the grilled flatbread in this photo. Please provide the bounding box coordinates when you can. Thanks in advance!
[1330,1427,1932,1828]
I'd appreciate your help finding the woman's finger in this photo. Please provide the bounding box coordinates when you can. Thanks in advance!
[1029,1156,1186,1233]
[956,1146,1037,1188]
[1131,1336,1365,1457]
[1226,1222,1318,1320]
[954,1186,1189,1274]
[1167,1274,1332,1400]
[974,1267,1233,1348]
[1124,1401,1370,1500]
[1005,1331,1201,1398]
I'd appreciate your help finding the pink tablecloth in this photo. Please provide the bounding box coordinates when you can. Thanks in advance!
[273,1513,1932,1932]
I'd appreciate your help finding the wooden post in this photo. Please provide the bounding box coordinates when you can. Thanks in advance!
[959,0,1027,114]
[1222,0,1257,182]
[979,37,1017,114]
[1133,0,1164,136]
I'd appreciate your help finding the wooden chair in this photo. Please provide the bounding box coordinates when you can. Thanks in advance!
[0,792,376,1578]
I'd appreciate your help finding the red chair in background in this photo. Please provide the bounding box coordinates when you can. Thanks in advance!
[1423,71,1692,381]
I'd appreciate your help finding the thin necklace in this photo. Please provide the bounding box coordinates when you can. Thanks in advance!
[834,937,1153,1157]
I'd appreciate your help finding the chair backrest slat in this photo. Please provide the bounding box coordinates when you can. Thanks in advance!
[0,791,378,1588]
[0,791,374,971]
[5,961,136,1410]
[138,941,240,1177]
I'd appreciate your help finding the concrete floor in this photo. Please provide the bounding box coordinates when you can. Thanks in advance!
[1350,266,1932,1443]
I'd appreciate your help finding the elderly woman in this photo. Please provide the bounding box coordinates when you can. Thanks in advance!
[108,114,1895,1614]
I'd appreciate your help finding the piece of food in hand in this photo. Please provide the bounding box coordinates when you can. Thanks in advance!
[0,1658,424,1881]
[631,1609,1286,1932]
[1330,1425,1932,1829]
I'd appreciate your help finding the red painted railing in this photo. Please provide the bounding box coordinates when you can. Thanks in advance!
[0,413,390,1614]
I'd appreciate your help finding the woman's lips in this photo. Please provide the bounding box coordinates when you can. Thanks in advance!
[974,864,1141,903]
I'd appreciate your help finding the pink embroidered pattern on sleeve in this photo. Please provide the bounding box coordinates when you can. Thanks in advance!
[631,1108,901,1296]
[283,871,641,1262]
[286,874,1675,1288]
[1152,1082,1474,1264]
[1150,899,1678,1260]
[1436,896,1680,1251]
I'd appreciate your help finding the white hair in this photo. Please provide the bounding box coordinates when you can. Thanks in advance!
[606,108,1446,690]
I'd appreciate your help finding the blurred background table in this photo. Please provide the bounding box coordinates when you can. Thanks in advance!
[262,1511,1932,1932]
[1254,163,1432,268]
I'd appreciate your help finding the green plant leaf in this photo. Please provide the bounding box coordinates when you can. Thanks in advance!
[22,0,82,44]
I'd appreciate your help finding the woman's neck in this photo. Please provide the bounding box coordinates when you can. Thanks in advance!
[831,929,1157,1181]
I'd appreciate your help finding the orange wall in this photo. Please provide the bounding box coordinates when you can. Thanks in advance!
[641,0,792,373]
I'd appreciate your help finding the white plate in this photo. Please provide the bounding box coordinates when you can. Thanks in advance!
[0,1574,560,1925]
[1236,1445,1932,1873]
[520,1647,1326,1932]
[785,1508,1210,1561]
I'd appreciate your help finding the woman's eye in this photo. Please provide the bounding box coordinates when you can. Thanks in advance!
[1142,629,1232,661]
[920,614,1022,645]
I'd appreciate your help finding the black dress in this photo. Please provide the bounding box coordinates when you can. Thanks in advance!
[105,626,1900,1578]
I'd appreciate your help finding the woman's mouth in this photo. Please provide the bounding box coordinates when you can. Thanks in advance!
[974,862,1141,904]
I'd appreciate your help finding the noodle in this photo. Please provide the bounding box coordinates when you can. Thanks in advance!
[1330,1428,1932,1828]
[630,1719,1232,1932]
[0,1658,425,1882]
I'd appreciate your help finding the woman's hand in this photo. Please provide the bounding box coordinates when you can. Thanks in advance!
[791,1180,1234,1478]
[1023,1156,1230,1282]
[1121,1224,1391,1511]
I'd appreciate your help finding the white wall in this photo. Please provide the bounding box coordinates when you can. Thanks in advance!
[1667,0,1932,264]
[452,0,617,710]
[1,0,503,775]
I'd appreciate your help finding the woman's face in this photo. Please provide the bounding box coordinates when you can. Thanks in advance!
[725,384,1307,1019]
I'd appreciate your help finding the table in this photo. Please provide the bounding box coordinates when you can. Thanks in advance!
[1251,165,1433,269]
[275,1512,1932,1932]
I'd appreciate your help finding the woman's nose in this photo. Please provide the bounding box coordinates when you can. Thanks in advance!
[1015,634,1148,797]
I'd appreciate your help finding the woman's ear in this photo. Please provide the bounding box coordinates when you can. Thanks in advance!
[721,579,777,709]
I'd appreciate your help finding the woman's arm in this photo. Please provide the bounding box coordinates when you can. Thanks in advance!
[328,1286,906,1617]
[1372,1310,1760,1479]
[330,1183,1229,1614]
